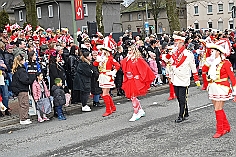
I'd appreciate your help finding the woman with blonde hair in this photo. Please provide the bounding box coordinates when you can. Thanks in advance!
[93,47,120,117]
[121,44,155,121]
[11,54,33,125]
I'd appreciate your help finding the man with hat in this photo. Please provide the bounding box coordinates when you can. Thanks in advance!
[168,35,200,123]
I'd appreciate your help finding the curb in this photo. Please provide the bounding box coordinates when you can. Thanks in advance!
[0,84,169,128]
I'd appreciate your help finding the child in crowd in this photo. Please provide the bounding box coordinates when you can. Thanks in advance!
[32,72,50,122]
[51,78,66,120]
[148,52,158,87]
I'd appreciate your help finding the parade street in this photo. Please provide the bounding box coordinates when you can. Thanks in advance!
[1,86,236,157]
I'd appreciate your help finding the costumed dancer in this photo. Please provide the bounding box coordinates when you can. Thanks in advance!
[163,45,177,100]
[169,35,201,123]
[93,47,120,117]
[199,39,212,90]
[206,43,236,138]
[91,32,104,51]
[121,44,155,122]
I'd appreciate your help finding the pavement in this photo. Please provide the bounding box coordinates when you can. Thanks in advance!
[0,83,171,128]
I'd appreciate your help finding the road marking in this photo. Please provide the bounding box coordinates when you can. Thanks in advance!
[189,103,213,112]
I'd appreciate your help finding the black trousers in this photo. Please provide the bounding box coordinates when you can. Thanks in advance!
[174,86,189,118]
[80,91,90,107]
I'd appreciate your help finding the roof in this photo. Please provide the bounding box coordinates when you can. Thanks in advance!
[10,0,123,10]
[0,0,15,13]
[121,0,165,13]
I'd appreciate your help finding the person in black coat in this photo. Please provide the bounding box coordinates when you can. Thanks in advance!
[91,51,103,107]
[49,52,66,92]
[68,45,81,103]
[11,54,34,125]
[51,78,66,120]
[113,46,125,96]
[73,50,93,112]
[4,45,14,99]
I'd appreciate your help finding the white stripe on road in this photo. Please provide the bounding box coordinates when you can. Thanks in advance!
[189,103,213,113]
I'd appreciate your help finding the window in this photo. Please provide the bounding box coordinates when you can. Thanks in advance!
[208,4,213,13]
[83,4,88,16]
[229,18,234,29]
[229,2,234,12]
[37,7,41,19]
[194,6,199,15]
[218,21,223,30]
[218,4,223,12]
[48,5,53,17]
[148,12,151,19]
[229,21,234,29]
[19,10,23,21]
[82,26,88,32]
[138,13,141,20]
[208,22,213,28]
[129,14,132,21]
[194,23,199,29]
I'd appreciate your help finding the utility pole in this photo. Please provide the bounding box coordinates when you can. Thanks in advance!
[145,1,149,37]
[71,0,78,45]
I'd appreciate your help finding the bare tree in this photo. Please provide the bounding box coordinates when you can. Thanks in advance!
[147,0,165,34]
[96,0,105,35]
[165,0,181,33]
[23,0,38,30]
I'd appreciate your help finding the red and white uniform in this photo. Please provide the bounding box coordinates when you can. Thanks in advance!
[121,57,155,99]
[93,55,120,88]
[208,59,236,101]
[170,46,199,86]
[91,37,104,51]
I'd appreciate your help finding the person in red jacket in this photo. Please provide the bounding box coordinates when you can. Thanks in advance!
[93,47,120,117]
[206,43,236,138]
[121,44,155,121]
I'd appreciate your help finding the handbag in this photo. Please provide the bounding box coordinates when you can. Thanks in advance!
[37,97,52,114]
[37,83,52,114]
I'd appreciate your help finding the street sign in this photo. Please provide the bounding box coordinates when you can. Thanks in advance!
[145,22,149,31]
[75,0,84,20]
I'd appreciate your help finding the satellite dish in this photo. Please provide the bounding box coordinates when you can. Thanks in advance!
[1,2,6,8]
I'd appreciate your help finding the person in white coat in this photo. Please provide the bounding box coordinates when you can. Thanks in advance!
[169,36,201,123]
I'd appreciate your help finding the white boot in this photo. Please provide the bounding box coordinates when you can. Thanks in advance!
[129,113,140,122]
[137,109,145,118]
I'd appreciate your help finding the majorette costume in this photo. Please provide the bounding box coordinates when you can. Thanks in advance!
[168,36,200,123]
[162,45,177,100]
[121,49,155,121]
[206,43,236,138]
[91,32,104,52]
[199,38,212,90]
[93,47,120,117]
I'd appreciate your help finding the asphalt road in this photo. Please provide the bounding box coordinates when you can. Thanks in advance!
[1,86,236,157]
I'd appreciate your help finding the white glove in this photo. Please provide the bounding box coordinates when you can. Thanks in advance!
[232,87,236,95]
[106,70,116,77]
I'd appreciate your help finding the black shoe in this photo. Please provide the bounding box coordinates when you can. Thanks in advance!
[93,101,97,107]
[0,111,4,117]
[5,109,11,116]
[175,117,184,123]
[96,102,104,107]
[184,114,189,118]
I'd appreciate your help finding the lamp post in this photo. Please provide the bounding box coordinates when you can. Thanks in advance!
[145,1,149,37]
[53,0,61,31]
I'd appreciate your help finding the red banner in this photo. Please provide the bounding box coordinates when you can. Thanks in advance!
[75,0,84,20]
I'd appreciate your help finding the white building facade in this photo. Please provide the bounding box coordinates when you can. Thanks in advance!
[186,0,235,31]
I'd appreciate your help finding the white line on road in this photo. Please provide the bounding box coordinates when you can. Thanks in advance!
[189,103,213,113]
